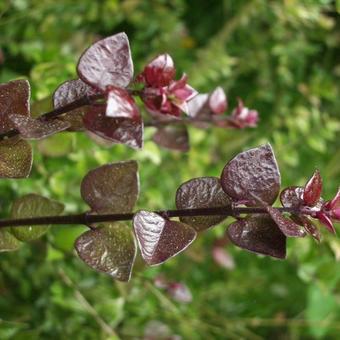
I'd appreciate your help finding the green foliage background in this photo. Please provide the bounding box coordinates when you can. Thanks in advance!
[0,0,339,339]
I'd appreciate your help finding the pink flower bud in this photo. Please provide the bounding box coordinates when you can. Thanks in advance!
[209,87,227,114]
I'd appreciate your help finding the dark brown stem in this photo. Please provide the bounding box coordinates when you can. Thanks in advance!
[0,206,302,228]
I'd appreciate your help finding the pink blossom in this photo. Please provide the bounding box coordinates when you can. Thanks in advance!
[229,99,258,128]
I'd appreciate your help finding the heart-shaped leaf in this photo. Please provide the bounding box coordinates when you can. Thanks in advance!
[153,125,189,152]
[303,170,322,207]
[133,211,197,265]
[0,79,30,133]
[266,206,305,237]
[176,177,231,231]
[221,144,281,205]
[227,215,286,259]
[10,194,64,242]
[0,228,22,252]
[0,137,32,178]
[53,79,99,131]
[106,86,140,119]
[75,223,136,281]
[9,114,70,139]
[280,186,304,208]
[77,33,133,91]
[83,106,143,149]
[81,161,139,214]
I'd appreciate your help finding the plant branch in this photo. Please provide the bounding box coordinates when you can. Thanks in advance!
[0,206,303,228]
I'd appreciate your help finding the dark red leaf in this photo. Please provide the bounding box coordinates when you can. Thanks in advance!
[227,215,286,259]
[266,206,305,237]
[152,125,189,152]
[0,79,30,133]
[133,211,196,265]
[280,186,304,208]
[75,223,136,281]
[53,78,99,131]
[105,86,140,119]
[291,215,321,242]
[9,114,70,139]
[83,105,143,149]
[77,33,133,91]
[303,170,322,206]
[221,144,281,205]
[81,161,139,214]
[316,212,336,234]
[208,87,227,114]
[142,54,176,87]
[176,177,231,231]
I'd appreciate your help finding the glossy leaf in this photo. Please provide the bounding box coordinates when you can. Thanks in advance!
[0,228,22,252]
[209,87,227,114]
[75,223,136,281]
[176,177,231,231]
[133,211,197,265]
[266,206,305,237]
[143,54,176,87]
[83,106,143,149]
[81,161,139,214]
[152,125,189,152]
[9,114,70,139]
[10,194,64,242]
[0,137,32,178]
[53,78,98,131]
[292,215,321,242]
[280,186,304,208]
[0,79,30,133]
[105,86,140,119]
[77,33,133,91]
[316,212,336,234]
[227,215,286,259]
[221,144,281,205]
[303,170,322,206]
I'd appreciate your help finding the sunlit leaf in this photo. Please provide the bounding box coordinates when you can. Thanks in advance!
[10,194,64,242]
[81,161,139,214]
[106,86,140,119]
[75,223,136,281]
[9,114,70,139]
[133,210,197,265]
[221,144,281,205]
[176,177,231,231]
[303,170,322,206]
[153,125,189,152]
[77,33,133,91]
[0,228,22,252]
[0,137,32,178]
[227,215,286,259]
[83,106,143,149]
[0,79,30,133]
[266,206,305,237]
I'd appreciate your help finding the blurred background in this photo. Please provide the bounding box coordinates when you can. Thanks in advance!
[0,0,339,339]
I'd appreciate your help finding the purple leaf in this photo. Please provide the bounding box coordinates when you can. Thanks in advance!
[142,54,176,87]
[77,33,133,91]
[221,144,281,205]
[81,161,139,214]
[75,223,137,281]
[316,212,336,234]
[83,105,143,149]
[291,215,321,242]
[133,211,196,265]
[0,79,30,133]
[227,215,286,259]
[9,114,70,139]
[280,186,304,208]
[303,170,322,207]
[209,87,227,114]
[152,125,189,152]
[0,137,32,178]
[266,206,306,237]
[53,78,99,131]
[105,86,140,119]
[176,177,231,231]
